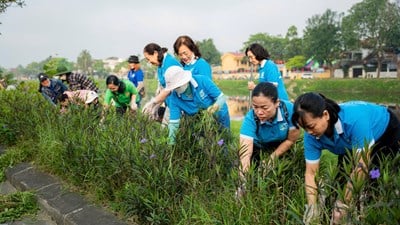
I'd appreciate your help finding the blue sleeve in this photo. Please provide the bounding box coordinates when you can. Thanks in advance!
[198,76,222,100]
[264,61,280,83]
[168,95,181,123]
[136,70,144,82]
[304,134,322,163]
[195,58,212,79]
[239,111,257,139]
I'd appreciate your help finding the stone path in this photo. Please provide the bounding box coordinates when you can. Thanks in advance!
[0,146,130,225]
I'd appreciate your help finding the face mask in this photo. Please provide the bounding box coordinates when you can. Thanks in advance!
[175,83,188,94]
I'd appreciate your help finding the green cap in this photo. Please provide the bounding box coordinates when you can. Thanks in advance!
[43,58,72,77]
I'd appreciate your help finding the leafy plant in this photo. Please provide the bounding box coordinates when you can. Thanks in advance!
[0,191,38,223]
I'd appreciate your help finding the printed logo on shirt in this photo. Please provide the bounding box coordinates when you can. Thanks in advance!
[279,123,288,131]
[260,71,265,79]
[199,89,206,99]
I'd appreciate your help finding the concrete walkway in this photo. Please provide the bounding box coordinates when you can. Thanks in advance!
[0,146,129,225]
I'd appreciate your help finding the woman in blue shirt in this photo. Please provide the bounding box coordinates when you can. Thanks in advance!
[292,92,400,224]
[142,43,182,122]
[173,35,212,80]
[163,66,229,144]
[236,82,300,198]
[245,43,289,101]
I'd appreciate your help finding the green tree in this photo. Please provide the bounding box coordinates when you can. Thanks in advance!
[303,9,343,77]
[77,50,93,76]
[92,59,109,78]
[285,55,306,71]
[0,0,24,14]
[284,26,304,60]
[0,67,15,87]
[342,0,400,78]
[197,39,221,66]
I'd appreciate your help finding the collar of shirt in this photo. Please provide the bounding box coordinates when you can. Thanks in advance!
[186,56,198,65]
[260,59,267,68]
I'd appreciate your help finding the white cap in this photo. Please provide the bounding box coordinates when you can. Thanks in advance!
[164,66,192,91]
[85,91,98,104]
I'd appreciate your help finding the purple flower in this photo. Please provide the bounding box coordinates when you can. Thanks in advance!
[369,168,380,179]
[140,138,147,144]
[149,154,156,159]
[217,139,224,146]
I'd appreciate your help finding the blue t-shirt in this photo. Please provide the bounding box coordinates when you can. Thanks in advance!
[183,57,212,80]
[168,75,230,129]
[259,60,289,101]
[304,101,390,163]
[240,100,295,147]
[127,69,144,87]
[158,53,182,88]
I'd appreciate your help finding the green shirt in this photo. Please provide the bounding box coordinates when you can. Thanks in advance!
[104,79,138,107]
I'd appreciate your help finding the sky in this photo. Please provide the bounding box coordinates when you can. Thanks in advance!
[0,0,363,69]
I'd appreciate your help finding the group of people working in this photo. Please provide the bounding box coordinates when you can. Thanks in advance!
[36,35,400,225]
[238,43,400,224]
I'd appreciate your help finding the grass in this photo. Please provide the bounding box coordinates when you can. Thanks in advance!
[0,78,399,224]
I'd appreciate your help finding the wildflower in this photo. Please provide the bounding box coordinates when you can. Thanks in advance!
[140,138,147,144]
[217,139,224,146]
[369,168,380,179]
[149,154,156,159]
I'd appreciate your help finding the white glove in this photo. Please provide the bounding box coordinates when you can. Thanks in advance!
[207,104,219,113]
[130,102,138,111]
[142,98,161,120]
[303,204,319,225]
[235,183,246,200]
[330,200,348,225]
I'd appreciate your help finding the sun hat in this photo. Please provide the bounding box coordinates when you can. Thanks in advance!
[164,66,192,91]
[127,55,140,63]
[85,91,98,104]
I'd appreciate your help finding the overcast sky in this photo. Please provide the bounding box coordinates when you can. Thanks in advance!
[0,0,363,69]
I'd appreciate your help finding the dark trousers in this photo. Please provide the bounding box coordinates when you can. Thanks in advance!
[251,141,282,169]
[336,108,400,184]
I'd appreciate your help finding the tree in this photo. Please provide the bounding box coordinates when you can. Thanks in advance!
[196,39,221,66]
[77,50,93,76]
[342,0,400,78]
[0,0,24,14]
[303,9,343,77]
[284,26,304,60]
[285,55,306,71]
[92,59,109,78]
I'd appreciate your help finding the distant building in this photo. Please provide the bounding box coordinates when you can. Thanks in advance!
[335,49,398,78]
[103,57,124,71]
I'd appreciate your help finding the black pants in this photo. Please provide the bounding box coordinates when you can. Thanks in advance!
[337,108,400,184]
[116,106,128,116]
[251,141,282,169]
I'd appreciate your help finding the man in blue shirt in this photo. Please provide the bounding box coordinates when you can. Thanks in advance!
[163,66,230,144]
[127,55,145,107]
